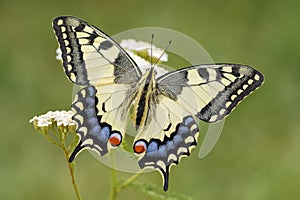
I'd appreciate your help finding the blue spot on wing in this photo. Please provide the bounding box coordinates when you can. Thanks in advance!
[177,126,189,135]
[158,145,167,157]
[90,126,101,136]
[147,141,159,152]
[85,107,95,117]
[184,116,194,126]
[173,135,183,145]
[166,140,175,150]
[99,126,110,140]
[88,117,99,127]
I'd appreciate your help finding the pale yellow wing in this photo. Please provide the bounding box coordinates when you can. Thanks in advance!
[134,63,264,191]
[53,16,141,161]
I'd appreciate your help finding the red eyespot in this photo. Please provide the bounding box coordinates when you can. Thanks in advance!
[109,132,122,147]
[133,140,147,154]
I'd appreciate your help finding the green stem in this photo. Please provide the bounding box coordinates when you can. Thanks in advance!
[118,171,142,189]
[61,140,82,200]
[109,153,118,200]
[44,126,62,148]
[45,136,62,148]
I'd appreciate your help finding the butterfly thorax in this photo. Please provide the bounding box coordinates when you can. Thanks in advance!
[132,67,157,130]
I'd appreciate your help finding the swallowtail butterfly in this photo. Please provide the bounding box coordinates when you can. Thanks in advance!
[53,16,264,191]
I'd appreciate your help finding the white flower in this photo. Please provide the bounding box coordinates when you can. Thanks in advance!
[37,117,52,127]
[120,39,168,62]
[120,39,151,51]
[56,48,62,60]
[29,110,75,128]
[55,110,76,127]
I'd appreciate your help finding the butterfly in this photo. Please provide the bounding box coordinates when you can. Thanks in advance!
[53,16,264,191]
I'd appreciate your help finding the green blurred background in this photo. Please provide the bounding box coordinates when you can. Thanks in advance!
[1,0,299,199]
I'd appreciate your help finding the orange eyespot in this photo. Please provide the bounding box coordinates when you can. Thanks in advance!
[133,140,147,154]
[109,132,122,147]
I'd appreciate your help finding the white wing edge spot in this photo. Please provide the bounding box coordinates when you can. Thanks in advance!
[83,138,93,145]
[67,64,73,71]
[254,74,260,81]
[167,154,177,162]
[231,94,237,101]
[243,84,249,90]
[57,19,63,25]
[237,89,243,95]
[219,108,226,115]
[225,101,231,108]
[177,147,187,154]
[184,136,195,143]
[60,26,66,32]
[156,160,167,171]
[62,33,68,39]
[210,115,218,121]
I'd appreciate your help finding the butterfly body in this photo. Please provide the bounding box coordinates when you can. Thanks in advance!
[53,16,264,191]
[132,67,157,130]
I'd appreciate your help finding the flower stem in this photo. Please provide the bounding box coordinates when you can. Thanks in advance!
[109,168,118,200]
[109,153,118,200]
[118,172,142,190]
[62,141,82,200]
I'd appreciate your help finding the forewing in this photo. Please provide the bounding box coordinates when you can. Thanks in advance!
[52,16,142,85]
[157,63,264,122]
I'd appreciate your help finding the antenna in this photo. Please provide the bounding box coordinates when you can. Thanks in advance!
[153,40,172,66]
[150,34,154,67]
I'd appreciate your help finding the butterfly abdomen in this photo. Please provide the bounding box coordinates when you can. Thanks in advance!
[132,68,157,129]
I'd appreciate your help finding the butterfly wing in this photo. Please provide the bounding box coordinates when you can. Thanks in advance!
[134,63,264,190]
[157,63,264,122]
[53,16,141,161]
[53,16,142,85]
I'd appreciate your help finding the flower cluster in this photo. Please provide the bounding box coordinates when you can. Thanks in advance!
[30,110,76,129]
